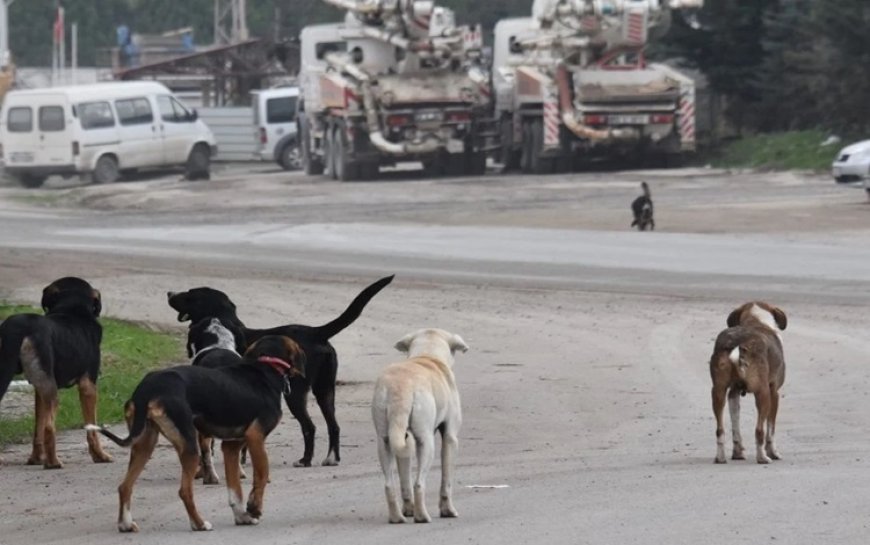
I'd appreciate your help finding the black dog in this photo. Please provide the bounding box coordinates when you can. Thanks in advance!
[187,317,247,484]
[91,335,305,533]
[0,277,113,468]
[631,181,655,231]
[167,275,394,467]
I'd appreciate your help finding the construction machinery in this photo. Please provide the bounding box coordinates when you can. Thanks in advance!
[493,0,704,173]
[297,0,491,180]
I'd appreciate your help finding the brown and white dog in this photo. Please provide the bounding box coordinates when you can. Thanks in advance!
[709,302,787,464]
[372,328,468,524]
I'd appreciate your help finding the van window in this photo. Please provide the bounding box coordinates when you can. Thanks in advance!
[266,96,297,124]
[157,95,192,123]
[115,98,154,126]
[78,101,116,130]
[39,106,66,131]
[316,41,347,60]
[7,107,32,132]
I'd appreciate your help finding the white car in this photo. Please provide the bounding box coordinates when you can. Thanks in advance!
[832,139,870,196]
[252,86,300,170]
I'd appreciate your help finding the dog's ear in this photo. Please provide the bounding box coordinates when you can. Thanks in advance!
[726,306,745,328]
[91,289,102,317]
[394,333,414,353]
[449,334,469,354]
[282,337,307,378]
[770,307,787,331]
[41,283,61,312]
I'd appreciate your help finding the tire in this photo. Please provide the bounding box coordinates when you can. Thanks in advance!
[529,119,553,175]
[334,123,359,182]
[324,124,336,180]
[15,174,47,188]
[499,117,520,171]
[185,144,211,181]
[92,155,120,184]
[279,141,301,171]
[520,120,532,173]
[300,117,324,176]
[464,150,487,176]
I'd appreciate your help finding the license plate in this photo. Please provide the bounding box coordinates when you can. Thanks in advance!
[9,151,35,163]
[609,114,649,125]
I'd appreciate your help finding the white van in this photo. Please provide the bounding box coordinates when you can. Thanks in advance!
[0,81,217,188]
[252,86,299,170]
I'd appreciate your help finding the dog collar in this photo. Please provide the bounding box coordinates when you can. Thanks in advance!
[257,355,293,374]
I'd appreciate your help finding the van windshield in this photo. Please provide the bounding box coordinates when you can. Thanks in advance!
[266,96,297,124]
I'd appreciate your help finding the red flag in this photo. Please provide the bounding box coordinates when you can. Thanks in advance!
[53,4,65,44]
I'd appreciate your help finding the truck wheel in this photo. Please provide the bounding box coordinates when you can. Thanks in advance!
[279,142,301,171]
[324,125,336,180]
[300,117,324,176]
[92,155,120,184]
[15,174,47,188]
[520,120,532,173]
[529,119,553,175]
[185,144,211,181]
[334,123,359,182]
[500,117,520,171]
[464,151,487,176]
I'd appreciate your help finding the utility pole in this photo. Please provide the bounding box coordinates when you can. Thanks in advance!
[214,0,249,45]
[0,0,14,69]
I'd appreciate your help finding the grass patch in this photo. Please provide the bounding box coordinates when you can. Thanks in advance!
[708,130,856,171]
[0,304,184,445]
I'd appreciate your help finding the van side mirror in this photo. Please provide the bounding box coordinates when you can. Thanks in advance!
[188,109,199,122]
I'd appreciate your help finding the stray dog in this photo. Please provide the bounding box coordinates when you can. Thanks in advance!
[90,335,305,533]
[372,328,468,523]
[710,302,787,464]
[187,317,246,484]
[0,277,113,468]
[630,181,655,231]
[167,274,394,467]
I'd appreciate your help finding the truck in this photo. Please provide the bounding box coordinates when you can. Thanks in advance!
[297,0,492,181]
[493,0,704,173]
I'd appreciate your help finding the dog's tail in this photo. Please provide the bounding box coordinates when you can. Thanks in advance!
[85,400,144,448]
[641,181,651,197]
[728,346,751,381]
[387,399,413,459]
[311,275,395,341]
[0,333,22,403]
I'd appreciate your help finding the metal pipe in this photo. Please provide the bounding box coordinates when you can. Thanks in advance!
[555,64,635,141]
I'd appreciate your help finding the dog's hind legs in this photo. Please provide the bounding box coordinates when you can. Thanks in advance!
[198,435,220,485]
[221,440,258,525]
[377,438,406,523]
[243,424,270,520]
[396,449,414,518]
[286,390,315,467]
[412,435,435,523]
[728,389,745,460]
[315,389,340,466]
[712,386,727,464]
[177,449,212,531]
[754,390,772,464]
[117,425,159,533]
[78,376,113,464]
[439,429,459,518]
[41,394,62,469]
[26,390,46,465]
[765,388,782,460]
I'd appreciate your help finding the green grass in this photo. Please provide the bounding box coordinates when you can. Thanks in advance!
[708,130,855,171]
[0,304,184,445]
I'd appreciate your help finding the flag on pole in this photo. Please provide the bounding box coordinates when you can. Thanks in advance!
[53,2,65,45]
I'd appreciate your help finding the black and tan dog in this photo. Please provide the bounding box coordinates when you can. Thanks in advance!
[0,277,112,468]
[90,335,305,533]
[710,302,787,464]
[630,181,655,231]
[167,274,394,467]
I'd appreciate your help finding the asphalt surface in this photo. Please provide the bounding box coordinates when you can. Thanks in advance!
[1,165,869,544]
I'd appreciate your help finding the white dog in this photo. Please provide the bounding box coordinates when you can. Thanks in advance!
[371,328,469,523]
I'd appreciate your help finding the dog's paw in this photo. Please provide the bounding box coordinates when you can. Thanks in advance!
[191,520,213,531]
[321,455,339,467]
[26,455,43,466]
[91,452,113,463]
[246,502,263,520]
[414,512,432,524]
[43,460,63,470]
[293,459,312,468]
[766,444,781,460]
[440,506,459,518]
[234,512,260,526]
[118,521,139,533]
[714,456,727,464]
[389,515,407,524]
[203,472,221,485]
[756,454,772,465]
[402,501,414,518]
[731,449,746,460]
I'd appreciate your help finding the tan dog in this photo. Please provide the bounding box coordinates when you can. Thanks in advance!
[710,302,787,464]
[371,328,469,523]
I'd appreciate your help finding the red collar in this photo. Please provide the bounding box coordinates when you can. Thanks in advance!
[258,355,293,374]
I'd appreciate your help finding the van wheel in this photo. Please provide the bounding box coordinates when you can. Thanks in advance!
[92,155,120,184]
[279,142,301,171]
[186,144,211,181]
[15,174,47,188]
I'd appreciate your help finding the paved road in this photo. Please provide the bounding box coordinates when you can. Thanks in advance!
[1,167,869,545]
